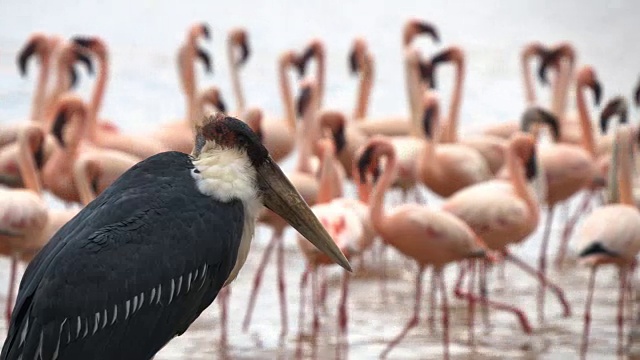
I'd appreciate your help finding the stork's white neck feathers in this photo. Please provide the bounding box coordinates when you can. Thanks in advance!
[191,144,262,286]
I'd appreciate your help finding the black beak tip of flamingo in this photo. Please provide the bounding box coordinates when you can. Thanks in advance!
[17,42,37,77]
[634,82,640,107]
[333,125,347,153]
[295,86,312,118]
[217,94,227,114]
[237,42,250,66]
[422,106,436,139]
[71,36,95,48]
[416,22,440,43]
[74,50,94,75]
[591,81,602,106]
[197,47,213,74]
[201,23,211,40]
[348,49,359,75]
[52,110,69,147]
[357,145,375,184]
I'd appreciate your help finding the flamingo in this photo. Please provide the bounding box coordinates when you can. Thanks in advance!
[70,36,169,159]
[349,37,374,121]
[430,46,507,174]
[416,92,492,198]
[151,26,213,153]
[227,27,250,116]
[481,42,548,139]
[252,49,302,162]
[576,124,640,357]
[1,124,79,325]
[295,137,375,357]
[354,19,440,137]
[356,135,490,359]
[0,41,93,188]
[42,95,140,203]
[443,126,571,327]
[242,79,343,336]
[516,103,598,320]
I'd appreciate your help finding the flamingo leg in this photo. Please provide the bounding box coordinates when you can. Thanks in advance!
[581,266,598,358]
[276,233,288,338]
[427,267,438,332]
[312,269,320,334]
[298,267,310,337]
[454,260,532,334]
[438,270,450,360]
[218,286,230,345]
[479,260,490,329]
[319,268,328,311]
[556,191,594,267]
[538,206,555,323]
[337,270,350,356]
[469,260,477,344]
[242,232,279,332]
[380,241,388,303]
[380,266,425,359]
[5,253,18,326]
[619,267,628,356]
[505,252,571,317]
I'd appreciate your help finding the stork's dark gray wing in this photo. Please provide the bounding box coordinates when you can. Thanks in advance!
[1,152,246,360]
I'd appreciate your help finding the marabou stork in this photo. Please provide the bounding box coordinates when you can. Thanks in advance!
[0,113,350,360]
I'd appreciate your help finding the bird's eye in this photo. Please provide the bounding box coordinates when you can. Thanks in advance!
[237,135,248,146]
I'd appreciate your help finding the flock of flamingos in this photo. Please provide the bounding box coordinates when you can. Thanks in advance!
[1,18,639,359]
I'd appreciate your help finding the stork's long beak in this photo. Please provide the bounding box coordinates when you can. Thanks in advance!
[257,158,352,272]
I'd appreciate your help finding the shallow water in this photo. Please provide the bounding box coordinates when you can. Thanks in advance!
[0,0,640,358]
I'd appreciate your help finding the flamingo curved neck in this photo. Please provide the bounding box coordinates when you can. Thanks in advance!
[316,145,338,203]
[521,53,536,105]
[87,53,108,142]
[178,46,197,127]
[32,56,51,122]
[551,60,572,119]
[17,130,43,194]
[278,61,296,130]
[617,130,634,206]
[507,146,537,220]
[369,149,395,237]
[353,54,373,120]
[576,81,597,157]
[315,51,325,111]
[227,40,245,115]
[444,60,464,143]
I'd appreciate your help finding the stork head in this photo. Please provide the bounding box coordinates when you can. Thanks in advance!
[192,114,352,272]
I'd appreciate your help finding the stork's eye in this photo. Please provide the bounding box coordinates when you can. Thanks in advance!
[237,135,248,147]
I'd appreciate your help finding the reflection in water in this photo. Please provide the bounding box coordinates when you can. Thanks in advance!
[0,0,639,358]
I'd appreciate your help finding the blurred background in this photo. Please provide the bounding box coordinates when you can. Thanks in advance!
[0,0,639,359]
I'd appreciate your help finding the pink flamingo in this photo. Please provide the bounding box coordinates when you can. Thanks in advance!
[357,135,490,359]
[71,36,169,159]
[516,102,597,320]
[443,125,571,330]
[152,25,213,153]
[354,19,439,137]
[481,42,548,139]
[295,137,375,358]
[227,27,250,116]
[1,124,78,325]
[429,46,507,174]
[416,92,492,198]
[576,124,640,357]
[242,79,342,336]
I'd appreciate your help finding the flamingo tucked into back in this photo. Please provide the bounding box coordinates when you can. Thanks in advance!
[151,23,213,153]
[356,135,491,359]
[576,124,640,358]
[0,124,79,325]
